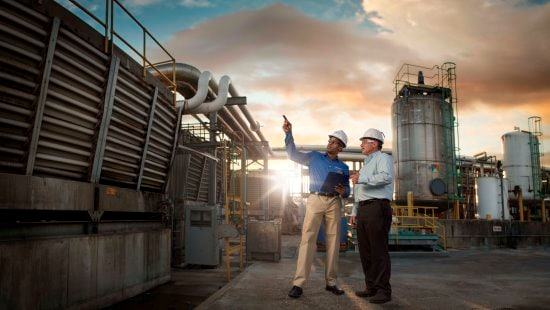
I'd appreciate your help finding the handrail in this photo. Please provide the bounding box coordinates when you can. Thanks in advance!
[63,0,109,51]
[391,205,446,249]
[65,0,177,104]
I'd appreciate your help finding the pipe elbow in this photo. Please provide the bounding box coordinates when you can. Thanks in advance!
[175,71,212,109]
[187,71,212,108]
[250,121,260,132]
[188,75,231,114]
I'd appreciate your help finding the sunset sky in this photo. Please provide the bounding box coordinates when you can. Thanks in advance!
[67,0,550,167]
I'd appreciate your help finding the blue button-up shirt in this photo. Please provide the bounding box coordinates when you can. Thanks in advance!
[285,132,350,198]
[351,150,394,216]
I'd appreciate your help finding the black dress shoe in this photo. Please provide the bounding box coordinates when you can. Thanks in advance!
[355,289,377,297]
[369,291,391,304]
[325,285,344,295]
[288,285,303,298]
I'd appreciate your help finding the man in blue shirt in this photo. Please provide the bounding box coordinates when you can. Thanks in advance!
[284,118,350,298]
[350,128,394,304]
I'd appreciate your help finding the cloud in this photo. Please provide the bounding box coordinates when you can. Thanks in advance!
[157,3,417,142]
[152,1,549,165]
[361,0,550,110]
[123,0,213,8]
[179,0,213,8]
[123,0,163,6]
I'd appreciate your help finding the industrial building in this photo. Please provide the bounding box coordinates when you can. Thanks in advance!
[1,1,549,309]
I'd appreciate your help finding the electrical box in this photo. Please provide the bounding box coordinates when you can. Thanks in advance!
[185,205,220,266]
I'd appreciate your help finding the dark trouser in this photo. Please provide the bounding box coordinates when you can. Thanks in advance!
[356,199,392,296]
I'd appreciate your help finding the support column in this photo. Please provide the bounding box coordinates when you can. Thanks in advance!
[407,191,414,217]
[208,112,217,205]
[518,189,524,222]
[542,199,547,223]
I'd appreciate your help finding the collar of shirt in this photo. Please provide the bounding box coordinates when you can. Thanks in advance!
[324,153,339,161]
[363,150,380,164]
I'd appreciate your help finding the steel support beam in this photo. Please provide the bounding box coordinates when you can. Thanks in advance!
[90,56,120,183]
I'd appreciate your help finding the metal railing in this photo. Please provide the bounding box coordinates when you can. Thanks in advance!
[391,205,447,250]
[65,0,177,103]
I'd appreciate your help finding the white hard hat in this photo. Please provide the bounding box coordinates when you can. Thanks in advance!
[329,130,348,148]
[360,128,385,144]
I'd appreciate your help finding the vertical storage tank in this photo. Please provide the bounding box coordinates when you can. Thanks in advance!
[501,130,539,201]
[476,175,510,220]
[392,84,456,207]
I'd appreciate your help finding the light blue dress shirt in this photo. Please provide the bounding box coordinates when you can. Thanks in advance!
[351,150,394,216]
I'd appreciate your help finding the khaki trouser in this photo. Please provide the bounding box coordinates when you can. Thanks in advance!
[292,194,341,287]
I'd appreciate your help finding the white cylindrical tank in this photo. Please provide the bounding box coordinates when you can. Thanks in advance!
[501,130,537,201]
[476,176,510,220]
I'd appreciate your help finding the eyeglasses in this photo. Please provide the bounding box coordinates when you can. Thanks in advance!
[361,140,377,145]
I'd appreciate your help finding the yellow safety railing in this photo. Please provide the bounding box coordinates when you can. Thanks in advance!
[391,204,447,250]
[65,0,177,104]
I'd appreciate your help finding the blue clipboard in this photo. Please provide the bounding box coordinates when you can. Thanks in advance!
[320,172,348,194]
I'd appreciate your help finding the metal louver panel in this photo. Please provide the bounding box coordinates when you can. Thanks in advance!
[0,0,179,192]
[0,0,49,173]
[34,25,109,180]
[99,65,177,191]
[140,92,177,191]
[186,154,210,202]
[100,65,151,186]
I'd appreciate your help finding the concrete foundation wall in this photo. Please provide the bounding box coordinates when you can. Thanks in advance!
[440,219,550,249]
[0,230,171,309]
[0,173,94,211]
[0,174,166,213]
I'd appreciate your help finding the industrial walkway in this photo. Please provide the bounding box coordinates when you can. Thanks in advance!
[110,235,550,309]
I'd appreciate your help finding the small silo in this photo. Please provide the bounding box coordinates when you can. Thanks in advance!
[501,129,540,201]
[476,175,510,220]
[392,64,458,209]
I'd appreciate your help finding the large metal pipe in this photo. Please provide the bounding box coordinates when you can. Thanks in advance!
[217,109,252,142]
[188,75,231,114]
[228,84,272,158]
[175,70,211,110]
[151,62,271,159]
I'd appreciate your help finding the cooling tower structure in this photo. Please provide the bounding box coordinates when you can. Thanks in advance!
[392,63,460,209]
[501,118,543,202]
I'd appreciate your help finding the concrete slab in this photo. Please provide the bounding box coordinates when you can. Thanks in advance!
[108,234,550,309]
[197,235,550,310]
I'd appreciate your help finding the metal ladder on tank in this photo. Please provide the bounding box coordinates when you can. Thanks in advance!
[439,63,463,214]
[528,116,543,202]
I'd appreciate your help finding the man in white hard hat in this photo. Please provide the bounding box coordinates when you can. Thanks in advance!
[283,118,350,298]
[350,128,394,304]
